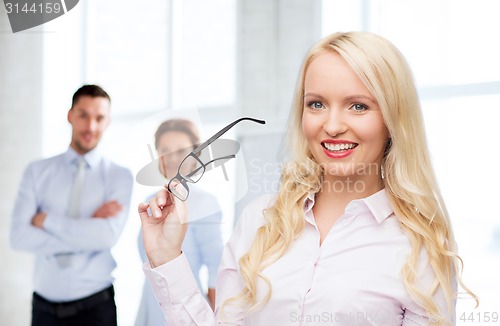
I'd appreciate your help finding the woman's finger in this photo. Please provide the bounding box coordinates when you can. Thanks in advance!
[171,192,189,224]
[138,202,150,221]
[148,197,162,219]
[156,188,169,207]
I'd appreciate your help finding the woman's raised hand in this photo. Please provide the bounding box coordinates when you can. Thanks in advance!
[138,184,188,268]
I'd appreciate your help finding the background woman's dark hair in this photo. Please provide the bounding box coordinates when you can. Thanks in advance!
[154,119,200,150]
[71,84,111,108]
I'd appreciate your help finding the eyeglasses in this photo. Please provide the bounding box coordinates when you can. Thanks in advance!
[167,117,266,201]
[135,139,240,187]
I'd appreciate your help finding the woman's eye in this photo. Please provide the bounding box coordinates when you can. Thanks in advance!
[308,101,324,110]
[350,103,368,112]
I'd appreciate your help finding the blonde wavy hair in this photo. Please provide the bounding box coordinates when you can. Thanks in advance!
[221,32,478,324]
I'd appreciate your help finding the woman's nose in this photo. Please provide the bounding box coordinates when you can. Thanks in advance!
[322,109,348,137]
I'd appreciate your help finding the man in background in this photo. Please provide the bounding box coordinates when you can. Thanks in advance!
[10,84,133,326]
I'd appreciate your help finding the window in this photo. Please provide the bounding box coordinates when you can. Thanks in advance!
[170,0,236,109]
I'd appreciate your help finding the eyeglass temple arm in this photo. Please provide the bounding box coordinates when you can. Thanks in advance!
[192,117,265,155]
[185,154,236,179]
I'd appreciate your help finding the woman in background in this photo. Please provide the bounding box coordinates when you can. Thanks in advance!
[135,119,223,326]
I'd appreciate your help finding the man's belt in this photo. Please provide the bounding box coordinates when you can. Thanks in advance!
[33,285,114,319]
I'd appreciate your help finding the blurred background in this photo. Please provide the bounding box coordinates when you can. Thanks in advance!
[1,0,499,324]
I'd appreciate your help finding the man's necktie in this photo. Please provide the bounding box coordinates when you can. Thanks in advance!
[67,158,87,219]
[56,157,87,268]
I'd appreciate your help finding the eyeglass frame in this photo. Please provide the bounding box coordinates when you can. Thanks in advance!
[167,117,266,201]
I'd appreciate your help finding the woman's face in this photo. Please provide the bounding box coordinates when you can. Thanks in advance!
[301,52,389,183]
[157,131,195,179]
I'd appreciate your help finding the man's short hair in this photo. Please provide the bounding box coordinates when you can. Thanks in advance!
[71,84,111,108]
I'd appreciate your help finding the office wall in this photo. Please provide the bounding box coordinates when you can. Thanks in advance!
[0,10,43,326]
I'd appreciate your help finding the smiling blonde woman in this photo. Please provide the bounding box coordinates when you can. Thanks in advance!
[139,32,477,326]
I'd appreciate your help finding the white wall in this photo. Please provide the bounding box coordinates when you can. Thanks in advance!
[0,9,43,326]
